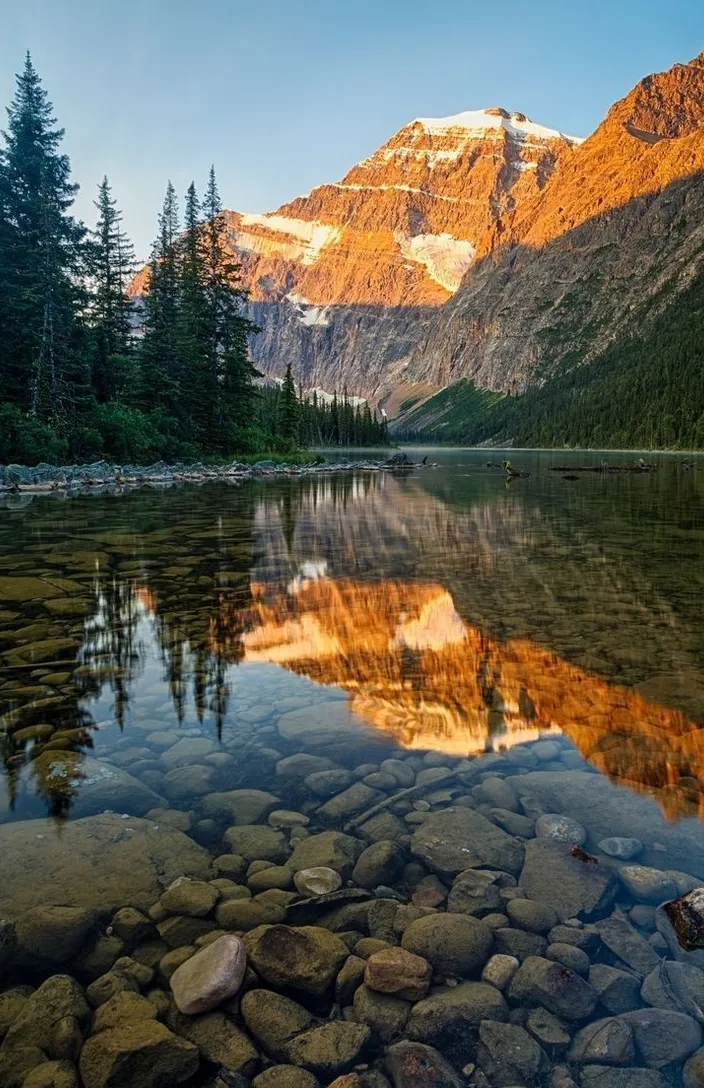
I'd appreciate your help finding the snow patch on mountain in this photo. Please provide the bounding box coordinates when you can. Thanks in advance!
[238,213,341,265]
[396,232,476,293]
[414,108,584,146]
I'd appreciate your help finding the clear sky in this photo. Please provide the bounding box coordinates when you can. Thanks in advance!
[1,0,702,260]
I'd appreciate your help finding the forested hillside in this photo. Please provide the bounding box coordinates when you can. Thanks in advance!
[396,266,704,450]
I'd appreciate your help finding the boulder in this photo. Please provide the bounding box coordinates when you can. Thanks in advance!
[26,753,163,818]
[508,955,599,1020]
[166,1009,257,1074]
[385,1040,463,1088]
[159,877,219,918]
[15,907,96,965]
[477,1019,549,1085]
[0,814,211,917]
[317,784,384,824]
[640,960,704,1017]
[535,813,587,844]
[244,924,349,994]
[170,934,246,1014]
[568,1017,635,1065]
[406,982,507,1064]
[240,989,313,1061]
[352,985,409,1043]
[92,993,159,1033]
[78,1021,199,1088]
[285,1022,370,1079]
[2,975,89,1061]
[519,838,618,921]
[253,1068,319,1088]
[589,964,642,1014]
[401,913,492,977]
[202,790,279,825]
[619,1007,702,1068]
[293,867,342,896]
[352,842,404,890]
[506,771,704,877]
[684,1048,704,1088]
[581,1069,666,1088]
[619,866,678,904]
[288,832,363,878]
[20,1060,79,1088]
[223,825,288,863]
[411,807,524,876]
[596,911,660,977]
[364,947,431,1000]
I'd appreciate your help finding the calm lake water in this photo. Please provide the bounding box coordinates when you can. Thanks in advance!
[1,447,704,1084]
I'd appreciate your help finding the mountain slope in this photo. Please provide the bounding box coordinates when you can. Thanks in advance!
[403,52,704,397]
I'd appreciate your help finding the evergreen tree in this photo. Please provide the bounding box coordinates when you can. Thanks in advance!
[277,360,299,442]
[90,176,136,401]
[140,180,181,416]
[177,180,209,441]
[0,53,87,424]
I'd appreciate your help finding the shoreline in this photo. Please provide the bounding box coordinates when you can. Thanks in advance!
[0,452,428,504]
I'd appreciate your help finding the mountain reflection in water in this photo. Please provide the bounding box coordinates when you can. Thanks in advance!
[1,456,703,821]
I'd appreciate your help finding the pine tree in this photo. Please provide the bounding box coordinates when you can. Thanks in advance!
[90,176,136,401]
[177,181,209,442]
[0,53,87,423]
[277,360,299,443]
[140,180,181,416]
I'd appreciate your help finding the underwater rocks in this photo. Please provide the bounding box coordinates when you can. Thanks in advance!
[170,935,247,1015]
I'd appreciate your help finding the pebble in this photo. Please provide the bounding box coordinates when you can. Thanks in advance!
[481,953,520,990]
[535,813,587,845]
[598,837,643,860]
[293,867,343,896]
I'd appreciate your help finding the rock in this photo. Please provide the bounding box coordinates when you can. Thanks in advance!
[519,839,618,922]
[26,753,164,819]
[240,989,313,1061]
[248,866,294,892]
[92,993,159,1033]
[352,842,404,890]
[619,866,677,904]
[276,754,338,780]
[244,924,349,994]
[493,927,547,960]
[384,1039,463,1088]
[358,812,406,844]
[596,911,660,977]
[252,1068,319,1088]
[491,808,536,838]
[507,771,704,878]
[166,1009,257,1075]
[477,776,519,811]
[380,760,416,788]
[286,1021,370,1079]
[289,832,363,878]
[684,1048,704,1088]
[223,826,288,863]
[78,1021,199,1088]
[411,807,524,876]
[662,888,704,951]
[549,924,600,953]
[508,956,599,1020]
[580,1069,666,1088]
[160,877,219,918]
[0,814,210,917]
[446,871,502,915]
[568,1017,635,1065]
[477,1019,549,1085]
[506,898,559,934]
[2,975,89,1060]
[364,948,431,1000]
[547,942,591,976]
[598,838,643,860]
[293,867,343,896]
[525,1006,571,1050]
[305,771,354,799]
[589,965,641,1014]
[20,1060,79,1088]
[162,765,217,800]
[481,953,520,990]
[620,1007,702,1067]
[406,983,507,1063]
[336,955,366,1004]
[536,813,587,844]
[156,916,217,949]
[0,920,17,975]
[86,971,140,1008]
[14,907,96,965]
[278,702,377,754]
[170,934,246,1014]
[641,960,704,1017]
[111,908,154,947]
[0,986,32,1039]
[353,985,409,1043]
[0,1047,48,1088]
[401,913,492,977]
[160,738,218,770]
[268,810,310,829]
[317,783,383,824]
[216,898,286,931]
[203,790,279,825]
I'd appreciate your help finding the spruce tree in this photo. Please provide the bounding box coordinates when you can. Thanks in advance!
[90,176,136,401]
[277,360,299,443]
[0,53,87,423]
[140,180,181,416]
[177,181,210,442]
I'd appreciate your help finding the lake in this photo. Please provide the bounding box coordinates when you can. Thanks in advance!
[1,447,704,1086]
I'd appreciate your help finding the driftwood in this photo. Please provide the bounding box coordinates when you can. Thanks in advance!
[343,769,459,832]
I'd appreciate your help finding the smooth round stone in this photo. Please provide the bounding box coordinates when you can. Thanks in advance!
[481,954,520,990]
[535,813,587,845]
[293,867,343,896]
[598,837,643,860]
[618,865,678,903]
[170,934,246,1014]
[268,810,310,829]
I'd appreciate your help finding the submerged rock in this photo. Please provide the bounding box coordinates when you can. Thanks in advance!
[293,867,342,896]
[519,838,618,921]
[410,807,524,876]
[401,913,492,977]
[170,934,246,1015]
[244,924,349,994]
[78,1021,199,1088]
[384,1039,463,1088]
[508,955,599,1020]
[0,814,211,917]
[662,889,704,952]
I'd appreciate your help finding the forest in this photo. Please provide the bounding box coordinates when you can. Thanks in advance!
[398,264,704,450]
[0,55,388,467]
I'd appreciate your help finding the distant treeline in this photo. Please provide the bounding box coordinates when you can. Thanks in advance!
[398,264,704,450]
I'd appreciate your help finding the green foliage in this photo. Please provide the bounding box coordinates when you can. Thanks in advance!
[394,380,504,441]
[0,404,68,463]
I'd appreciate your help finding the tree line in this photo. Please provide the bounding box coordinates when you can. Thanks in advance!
[0,55,385,467]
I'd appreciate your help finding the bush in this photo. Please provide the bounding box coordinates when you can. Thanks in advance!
[0,404,68,465]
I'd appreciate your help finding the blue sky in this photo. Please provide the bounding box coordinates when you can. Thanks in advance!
[1,0,702,259]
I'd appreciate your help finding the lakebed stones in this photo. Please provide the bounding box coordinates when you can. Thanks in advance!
[568,1017,635,1066]
[26,753,163,819]
[2,974,89,1060]
[477,1019,549,1085]
[288,831,363,878]
[406,982,508,1063]
[662,888,704,951]
[364,947,432,1000]
[170,934,246,1014]
[352,842,405,890]
[410,807,524,876]
[293,867,342,896]
[78,1021,199,1088]
[285,1021,370,1079]
[223,825,288,863]
[481,953,520,990]
[0,813,211,917]
[619,1008,702,1068]
[202,789,280,825]
[618,866,678,904]
[244,924,349,994]
[598,837,643,860]
[596,911,660,977]
[352,984,410,1044]
[385,1039,463,1088]
[536,813,587,845]
[14,907,97,966]
[508,955,599,1020]
[519,838,618,922]
[401,913,492,977]
[159,876,219,918]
